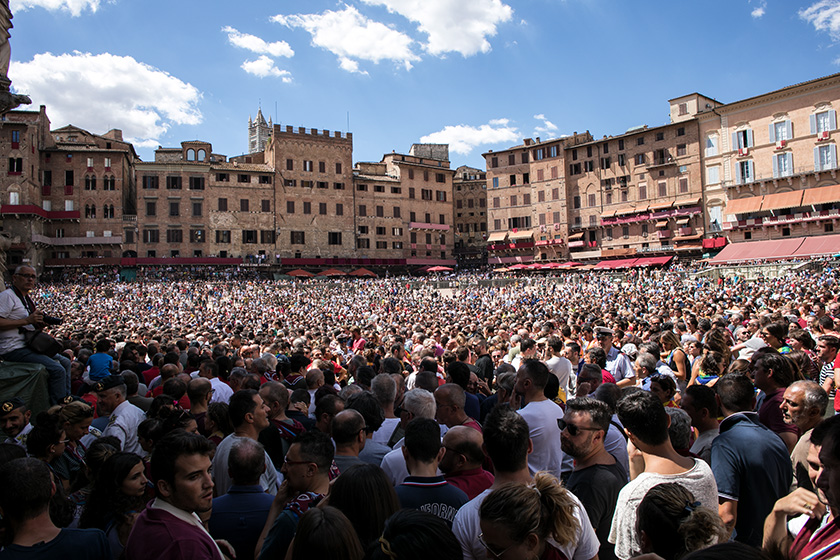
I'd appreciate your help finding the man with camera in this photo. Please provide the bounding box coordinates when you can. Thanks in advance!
[0,266,68,404]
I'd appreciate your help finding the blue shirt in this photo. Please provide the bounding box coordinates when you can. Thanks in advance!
[711,412,792,547]
[87,353,113,383]
[395,475,468,527]
[209,485,274,560]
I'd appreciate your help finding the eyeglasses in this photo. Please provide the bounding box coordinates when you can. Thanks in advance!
[283,454,313,466]
[557,418,602,436]
[478,533,513,560]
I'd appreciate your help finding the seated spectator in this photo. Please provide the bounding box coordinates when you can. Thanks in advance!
[0,397,32,447]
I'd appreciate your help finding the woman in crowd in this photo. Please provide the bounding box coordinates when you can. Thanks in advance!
[79,451,148,559]
[50,400,95,488]
[650,375,679,408]
[289,506,363,560]
[760,323,793,354]
[205,401,233,446]
[326,463,400,550]
[660,330,690,390]
[635,483,724,560]
[478,471,597,560]
[368,509,462,560]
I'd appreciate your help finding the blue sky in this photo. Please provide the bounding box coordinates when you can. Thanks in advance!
[8,0,840,169]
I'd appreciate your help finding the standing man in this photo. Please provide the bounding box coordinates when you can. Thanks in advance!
[679,385,720,464]
[817,335,839,410]
[199,361,233,404]
[783,380,828,492]
[127,431,231,560]
[330,409,367,474]
[471,336,494,385]
[545,335,573,398]
[562,397,626,560]
[0,265,68,404]
[711,374,792,547]
[257,431,333,560]
[95,375,145,456]
[212,389,277,496]
[514,359,565,478]
[595,327,634,387]
[435,384,481,432]
[396,417,468,527]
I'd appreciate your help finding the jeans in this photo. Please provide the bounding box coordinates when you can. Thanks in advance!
[2,347,69,405]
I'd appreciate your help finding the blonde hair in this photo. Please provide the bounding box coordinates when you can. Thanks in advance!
[479,471,580,548]
[48,400,94,426]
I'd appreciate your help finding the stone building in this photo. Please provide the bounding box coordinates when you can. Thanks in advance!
[0,105,137,271]
[352,144,456,266]
[453,165,487,268]
[265,125,356,265]
[699,73,840,244]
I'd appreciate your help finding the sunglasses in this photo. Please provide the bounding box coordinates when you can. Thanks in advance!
[478,533,512,560]
[557,418,602,436]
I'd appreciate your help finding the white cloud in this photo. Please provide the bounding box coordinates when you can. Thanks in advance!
[222,26,294,58]
[272,5,420,71]
[420,120,520,155]
[362,0,513,56]
[10,51,202,146]
[10,0,99,17]
[533,113,558,136]
[241,55,292,81]
[800,0,840,40]
[750,0,766,18]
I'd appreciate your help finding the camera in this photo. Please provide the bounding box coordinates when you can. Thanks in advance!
[43,315,63,326]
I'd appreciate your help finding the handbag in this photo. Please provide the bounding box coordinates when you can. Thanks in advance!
[22,328,62,357]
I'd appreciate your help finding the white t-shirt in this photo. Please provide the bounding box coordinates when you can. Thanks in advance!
[545,355,572,394]
[517,399,565,478]
[0,288,29,354]
[452,485,600,560]
[209,377,233,404]
[608,458,718,560]
[372,417,401,446]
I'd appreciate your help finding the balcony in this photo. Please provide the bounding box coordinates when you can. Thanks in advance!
[657,230,672,239]
[0,205,81,220]
[32,234,123,246]
[409,222,450,231]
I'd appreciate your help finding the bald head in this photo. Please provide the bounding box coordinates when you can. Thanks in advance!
[161,363,179,380]
[442,425,485,467]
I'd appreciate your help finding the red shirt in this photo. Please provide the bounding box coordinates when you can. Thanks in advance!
[444,467,494,500]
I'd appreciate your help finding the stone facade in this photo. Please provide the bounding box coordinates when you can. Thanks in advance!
[0,106,137,270]
[699,74,840,244]
[453,165,487,268]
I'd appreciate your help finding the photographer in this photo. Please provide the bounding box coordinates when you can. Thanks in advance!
[0,266,68,404]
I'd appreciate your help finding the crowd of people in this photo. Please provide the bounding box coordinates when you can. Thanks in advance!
[0,260,839,559]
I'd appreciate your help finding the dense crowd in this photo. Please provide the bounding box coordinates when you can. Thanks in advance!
[0,260,840,559]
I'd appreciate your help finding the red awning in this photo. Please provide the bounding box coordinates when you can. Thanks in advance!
[791,234,840,258]
[803,184,840,206]
[596,258,640,269]
[709,238,807,264]
[636,256,673,267]
[760,190,804,213]
[724,196,762,216]
[702,239,715,249]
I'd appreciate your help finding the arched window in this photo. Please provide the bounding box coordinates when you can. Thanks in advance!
[197,149,206,161]
[186,149,195,161]
[103,204,115,219]
[103,176,115,191]
[9,191,19,205]
[85,175,96,190]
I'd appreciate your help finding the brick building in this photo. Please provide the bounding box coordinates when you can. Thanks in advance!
[453,165,487,268]
[353,144,456,266]
[699,73,840,244]
[0,105,137,270]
